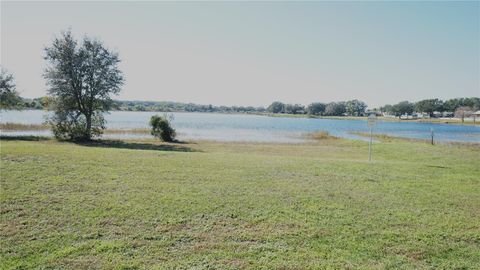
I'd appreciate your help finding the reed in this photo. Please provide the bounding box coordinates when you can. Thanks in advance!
[0,122,49,131]
[306,131,337,140]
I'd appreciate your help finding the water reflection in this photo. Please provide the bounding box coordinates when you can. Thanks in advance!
[1,110,479,143]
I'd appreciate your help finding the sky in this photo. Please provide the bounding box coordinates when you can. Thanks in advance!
[1,1,479,108]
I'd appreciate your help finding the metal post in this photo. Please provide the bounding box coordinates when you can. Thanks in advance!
[430,128,434,145]
[369,127,372,162]
[367,114,376,162]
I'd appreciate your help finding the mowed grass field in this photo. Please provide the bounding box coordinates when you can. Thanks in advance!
[1,137,479,269]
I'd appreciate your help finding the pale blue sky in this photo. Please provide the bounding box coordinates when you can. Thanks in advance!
[1,1,479,107]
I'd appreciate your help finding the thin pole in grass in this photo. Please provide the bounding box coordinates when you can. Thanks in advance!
[367,114,377,162]
[369,128,372,162]
[430,128,434,145]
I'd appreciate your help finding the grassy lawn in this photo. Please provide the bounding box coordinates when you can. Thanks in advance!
[1,137,479,269]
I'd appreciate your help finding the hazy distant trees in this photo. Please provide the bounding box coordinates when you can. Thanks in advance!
[283,104,305,114]
[443,97,480,112]
[345,100,367,116]
[414,99,444,117]
[0,67,21,109]
[324,102,346,116]
[378,98,479,117]
[379,104,393,114]
[267,102,305,114]
[395,101,415,116]
[444,98,462,112]
[382,100,422,117]
[465,98,480,110]
[307,102,326,115]
[44,30,123,140]
[267,101,284,113]
[454,106,474,123]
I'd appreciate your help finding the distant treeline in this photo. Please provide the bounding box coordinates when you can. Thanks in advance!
[267,98,480,117]
[378,97,480,117]
[8,96,480,117]
[268,100,367,116]
[11,97,267,113]
[114,100,267,113]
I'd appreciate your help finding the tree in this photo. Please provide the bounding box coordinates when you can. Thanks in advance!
[324,102,346,116]
[454,106,474,123]
[307,102,326,115]
[464,97,480,110]
[150,114,176,142]
[0,67,21,109]
[443,98,464,112]
[442,97,480,112]
[345,99,367,116]
[283,104,305,114]
[391,101,414,117]
[44,30,123,140]
[415,99,443,117]
[267,101,284,113]
[380,104,393,115]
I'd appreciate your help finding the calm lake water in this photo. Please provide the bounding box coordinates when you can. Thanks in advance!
[1,110,479,143]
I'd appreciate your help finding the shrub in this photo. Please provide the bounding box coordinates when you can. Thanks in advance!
[49,110,104,141]
[150,114,176,142]
[308,131,336,140]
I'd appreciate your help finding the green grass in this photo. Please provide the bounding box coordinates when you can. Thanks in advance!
[1,137,479,269]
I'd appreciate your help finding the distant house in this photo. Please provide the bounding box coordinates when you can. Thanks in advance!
[366,110,382,116]
[432,111,442,118]
[415,112,430,119]
[474,111,480,117]
[442,111,454,118]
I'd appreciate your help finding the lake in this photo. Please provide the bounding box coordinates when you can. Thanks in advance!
[1,110,479,143]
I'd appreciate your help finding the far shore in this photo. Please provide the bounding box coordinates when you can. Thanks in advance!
[2,109,477,126]
[261,113,479,125]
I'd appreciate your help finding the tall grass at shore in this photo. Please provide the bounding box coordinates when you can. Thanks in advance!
[0,122,49,131]
[0,122,150,135]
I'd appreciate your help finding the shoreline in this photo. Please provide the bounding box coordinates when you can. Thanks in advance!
[1,130,478,146]
[2,109,478,126]
[263,113,479,125]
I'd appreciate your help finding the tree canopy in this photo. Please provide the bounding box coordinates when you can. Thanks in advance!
[267,101,285,113]
[385,101,415,117]
[307,102,326,115]
[283,104,305,114]
[414,99,444,116]
[44,30,123,140]
[0,67,21,109]
[345,100,367,116]
[443,97,480,112]
[324,102,346,116]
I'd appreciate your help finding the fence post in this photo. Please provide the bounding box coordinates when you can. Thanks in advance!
[430,128,434,145]
[369,127,372,162]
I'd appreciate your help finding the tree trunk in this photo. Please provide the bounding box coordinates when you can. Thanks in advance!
[85,114,92,140]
